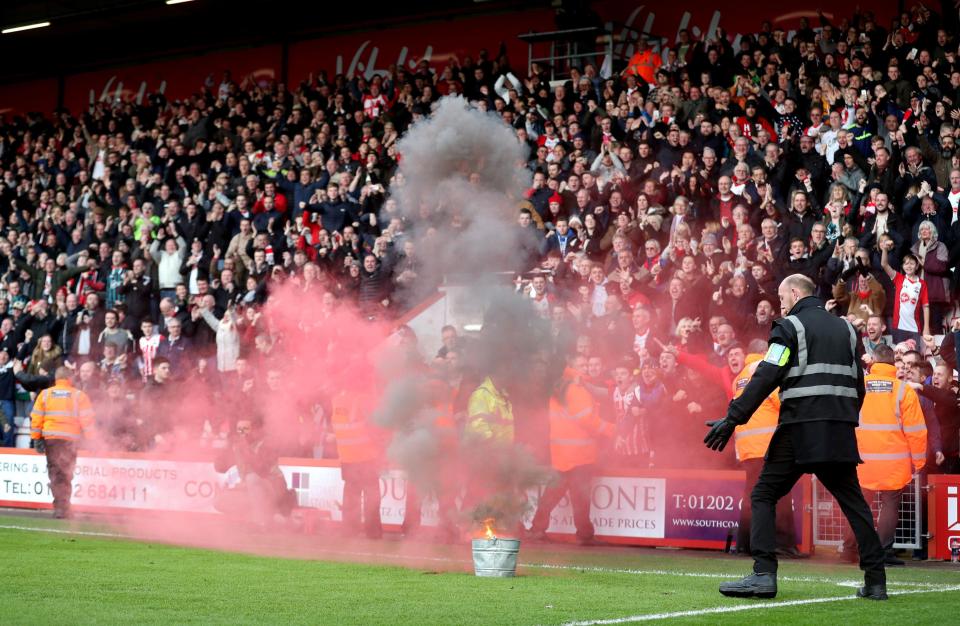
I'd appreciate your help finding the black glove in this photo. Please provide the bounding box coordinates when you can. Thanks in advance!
[703,418,736,452]
[34,438,46,454]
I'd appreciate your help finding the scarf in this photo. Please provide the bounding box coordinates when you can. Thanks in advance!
[872,212,888,236]
[917,240,931,279]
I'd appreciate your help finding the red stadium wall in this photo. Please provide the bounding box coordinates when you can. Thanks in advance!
[285,9,552,86]
[0,78,59,117]
[61,45,283,114]
[0,1,896,116]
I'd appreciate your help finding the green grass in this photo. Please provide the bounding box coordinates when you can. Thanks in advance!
[3,514,959,625]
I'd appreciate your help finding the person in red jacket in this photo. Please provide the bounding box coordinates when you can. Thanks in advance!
[662,341,746,400]
[253,181,288,214]
[735,100,776,142]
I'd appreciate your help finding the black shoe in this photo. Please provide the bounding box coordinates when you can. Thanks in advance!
[719,572,777,599]
[884,555,905,566]
[856,584,888,600]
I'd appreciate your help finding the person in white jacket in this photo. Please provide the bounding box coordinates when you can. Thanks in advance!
[149,223,186,301]
[494,72,524,104]
[199,301,240,373]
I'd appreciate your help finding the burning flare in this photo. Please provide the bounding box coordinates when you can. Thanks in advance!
[483,518,496,540]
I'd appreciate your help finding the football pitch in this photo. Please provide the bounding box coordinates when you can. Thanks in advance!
[4,513,958,625]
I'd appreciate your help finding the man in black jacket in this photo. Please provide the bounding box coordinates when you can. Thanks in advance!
[119,258,154,331]
[705,274,887,601]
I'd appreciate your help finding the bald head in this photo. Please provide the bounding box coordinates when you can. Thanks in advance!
[777,274,816,317]
[55,366,72,380]
[781,274,815,296]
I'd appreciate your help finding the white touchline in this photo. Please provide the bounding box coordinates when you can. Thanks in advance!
[522,563,949,588]
[0,524,953,591]
[0,524,124,538]
[559,585,960,626]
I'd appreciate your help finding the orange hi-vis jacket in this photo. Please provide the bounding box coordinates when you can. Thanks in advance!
[625,49,662,84]
[549,371,615,472]
[856,363,927,491]
[30,378,95,442]
[732,354,781,462]
[330,390,380,464]
[427,383,458,454]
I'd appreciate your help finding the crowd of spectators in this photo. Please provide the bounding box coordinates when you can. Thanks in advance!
[0,4,957,474]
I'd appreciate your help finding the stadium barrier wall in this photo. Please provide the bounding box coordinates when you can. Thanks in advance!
[928,474,960,561]
[0,449,810,552]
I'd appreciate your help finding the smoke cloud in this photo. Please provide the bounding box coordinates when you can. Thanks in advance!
[70,96,551,550]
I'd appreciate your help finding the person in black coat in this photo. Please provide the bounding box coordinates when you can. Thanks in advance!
[118,258,154,328]
[705,274,887,601]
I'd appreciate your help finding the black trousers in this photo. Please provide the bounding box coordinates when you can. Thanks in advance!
[751,428,885,585]
[45,440,77,516]
[530,464,595,540]
[738,458,797,553]
[340,461,382,538]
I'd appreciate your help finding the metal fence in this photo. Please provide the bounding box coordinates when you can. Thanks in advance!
[812,475,922,551]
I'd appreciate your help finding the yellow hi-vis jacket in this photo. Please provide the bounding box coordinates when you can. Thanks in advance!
[465,376,514,443]
[732,354,781,462]
[30,378,95,442]
[856,363,927,491]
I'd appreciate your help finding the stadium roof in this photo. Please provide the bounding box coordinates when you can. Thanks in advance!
[0,0,544,84]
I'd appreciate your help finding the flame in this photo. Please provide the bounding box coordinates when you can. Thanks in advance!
[483,518,496,540]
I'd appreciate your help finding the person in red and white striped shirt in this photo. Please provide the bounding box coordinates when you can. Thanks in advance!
[881,242,930,346]
[138,318,162,381]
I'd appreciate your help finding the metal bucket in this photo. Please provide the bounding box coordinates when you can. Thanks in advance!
[472,538,520,577]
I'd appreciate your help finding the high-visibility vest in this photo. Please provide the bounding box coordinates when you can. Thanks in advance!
[429,388,458,453]
[732,355,781,462]
[548,378,615,472]
[30,379,95,442]
[625,50,662,84]
[856,363,927,491]
[465,377,514,443]
[330,391,379,464]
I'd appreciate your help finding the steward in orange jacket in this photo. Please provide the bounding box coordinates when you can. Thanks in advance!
[529,366,615,544]
[623,39,662,84]
[402,377,461,541]
[30,367,95,519]
[730,350,797,555]
[844,349,926,556]
[733,356,780,463]
[856,363,927,490]
[331,389,383,539]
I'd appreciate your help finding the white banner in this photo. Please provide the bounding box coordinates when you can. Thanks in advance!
[0,452,666,540]
[0,453,220,512]
[531,477,666,538]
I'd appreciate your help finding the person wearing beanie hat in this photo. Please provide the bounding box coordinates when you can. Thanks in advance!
[735,99,775,141]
